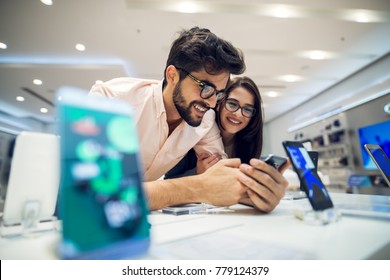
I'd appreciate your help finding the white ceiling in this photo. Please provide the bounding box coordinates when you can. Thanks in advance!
[0,0,389,127]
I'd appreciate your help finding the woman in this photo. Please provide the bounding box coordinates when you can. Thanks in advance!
[165,76,263,178]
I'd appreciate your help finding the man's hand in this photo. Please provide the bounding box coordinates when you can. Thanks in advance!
[144,158,246,211]
[198,158,247,206]
[238,158,290,212]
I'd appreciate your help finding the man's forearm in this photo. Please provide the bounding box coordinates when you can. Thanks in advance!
[143,159,247,211]
[143,176,204,210]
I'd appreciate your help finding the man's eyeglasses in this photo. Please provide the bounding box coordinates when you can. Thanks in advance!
[177,67,226,101]
[224,98,256,118]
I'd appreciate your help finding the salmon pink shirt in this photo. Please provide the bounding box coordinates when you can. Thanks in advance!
[90,77,225,181]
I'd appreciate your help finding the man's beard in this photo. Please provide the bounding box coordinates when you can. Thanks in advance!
[173,82,208,127]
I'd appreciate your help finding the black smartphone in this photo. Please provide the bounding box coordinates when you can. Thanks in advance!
[364,144,390,187]
[282,141,333,211]
[308,151,318,171]
[260,154,287,171]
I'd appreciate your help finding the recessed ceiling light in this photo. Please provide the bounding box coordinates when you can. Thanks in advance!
[16,96,25,102]
[75,44,86,51]
[40,0,53,6]
[266,91,279,98]
[40,108,48,113]
[355,14,369,23]
[280,75,302,82]
[273,7,290,18]
[33,79,43,85]
[300,50,334,60]
[0,42,7,49]
[176,2,199,13]
[267,5,300,18]
[309,50,326,60]
[342,9,382,23]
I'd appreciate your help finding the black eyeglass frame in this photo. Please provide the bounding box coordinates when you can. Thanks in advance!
[176,67,226,102]
[223,98,256,118]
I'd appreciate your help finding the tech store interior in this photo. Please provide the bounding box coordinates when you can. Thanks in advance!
[0,0,389,260]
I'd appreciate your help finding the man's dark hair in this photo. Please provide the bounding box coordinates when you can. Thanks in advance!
[163,27,246,88]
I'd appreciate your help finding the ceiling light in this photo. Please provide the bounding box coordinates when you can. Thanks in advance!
[273,7,289,18]
[266,91,279,98]
[75,44,86,51]
[0,42,7,49]
[342,9,382,23]
[266,5,300,18]
[176,2,199,13]
[280,75,302,82]
[355,14,369,23]
[40,0,53,6]
[16,96,25,102]
[40,108,48,113]
[300,50,335,60]
[95,80,103,84]
[309,50,326,60]
[33,79,43,85]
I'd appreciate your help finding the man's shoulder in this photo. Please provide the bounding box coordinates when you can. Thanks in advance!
[105,77,160,89]
[90,77,161,98]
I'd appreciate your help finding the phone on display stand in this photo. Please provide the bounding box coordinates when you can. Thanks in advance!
[301,151,318,191]
[364,144,390,187]
[56,87,150,259]
[282,141,334,211]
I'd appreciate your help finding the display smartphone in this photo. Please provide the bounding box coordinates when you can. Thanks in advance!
[282,141,334,211]
[56,87,150,259]
[307,151,318,170]
[364,144,390,187]
[301,151,318,191]
[260,154,287,171]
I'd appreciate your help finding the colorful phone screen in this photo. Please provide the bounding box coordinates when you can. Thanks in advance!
[57,89,150,259]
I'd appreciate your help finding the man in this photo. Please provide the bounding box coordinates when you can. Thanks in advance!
[90,27,288,212]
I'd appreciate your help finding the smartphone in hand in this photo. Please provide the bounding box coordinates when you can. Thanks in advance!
[260,154,287,171]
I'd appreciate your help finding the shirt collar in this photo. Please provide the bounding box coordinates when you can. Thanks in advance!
[153,80,166,118]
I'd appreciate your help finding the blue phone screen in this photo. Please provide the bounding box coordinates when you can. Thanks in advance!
[284,142,333,210]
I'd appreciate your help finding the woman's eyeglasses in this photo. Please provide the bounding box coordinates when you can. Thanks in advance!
[224,98,256,118]
[176,67,226,101]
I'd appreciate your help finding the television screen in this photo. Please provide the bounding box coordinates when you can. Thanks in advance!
[358,120,390,170]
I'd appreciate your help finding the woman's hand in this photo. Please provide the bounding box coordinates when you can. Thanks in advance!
[196,152,222,174]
